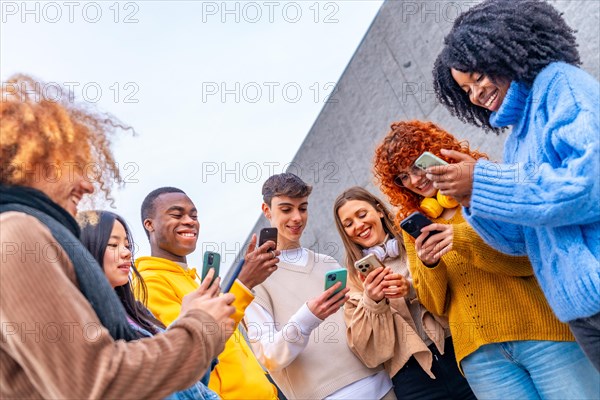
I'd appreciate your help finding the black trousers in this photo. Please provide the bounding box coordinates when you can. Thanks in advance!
[392,337,476,400]
[569,310,600,372]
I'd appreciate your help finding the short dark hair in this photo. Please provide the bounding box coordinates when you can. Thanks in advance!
[432,0,581,131]
[140,187,185,237]
[262,173,312,206]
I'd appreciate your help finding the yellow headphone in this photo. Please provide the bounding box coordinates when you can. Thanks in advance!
[420,191,459,218]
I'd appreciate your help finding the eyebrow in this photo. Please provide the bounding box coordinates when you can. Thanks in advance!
[277,202,308,207]
[165,206,197,213]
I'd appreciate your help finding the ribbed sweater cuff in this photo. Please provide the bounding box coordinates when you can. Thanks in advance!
[452,223,473,255]
[412,260,448,296]
[471,160,521,219]
[361,294,391,314]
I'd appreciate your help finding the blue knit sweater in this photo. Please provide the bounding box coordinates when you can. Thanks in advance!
[464,62,600,322]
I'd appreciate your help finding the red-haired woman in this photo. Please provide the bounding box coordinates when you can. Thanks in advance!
[373,120,598,399]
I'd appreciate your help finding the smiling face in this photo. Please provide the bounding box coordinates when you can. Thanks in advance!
[103,220,132,288]
[395,165,437,198]
[144,192,199,262]
[262,195,308,250]
[29,163,95,217]
[451,69,510,112]
[337,200,386,249]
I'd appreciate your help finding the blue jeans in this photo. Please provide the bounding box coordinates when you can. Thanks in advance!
[461,341,599,400]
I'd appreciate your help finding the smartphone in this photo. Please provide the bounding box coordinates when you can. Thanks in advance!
[400,211,441,241]
[414,151,448,171]
[259,227,278,250]
[324,268,347,298]
[354,254,385,277]
[201,251,221,287]
[221,258,245,293]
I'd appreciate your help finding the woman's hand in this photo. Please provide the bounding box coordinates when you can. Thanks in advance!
[382,273,410,299]
[415,223,453,266]
[361,267,391,302]
[426,149,476,207]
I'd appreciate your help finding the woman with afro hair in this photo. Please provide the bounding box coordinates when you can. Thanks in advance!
[373,120,598,399]
[430,0,600,370]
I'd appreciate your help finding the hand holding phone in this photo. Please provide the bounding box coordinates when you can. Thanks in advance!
[258,227,278,250]
[400,212,440,241]
[307,268,349,320]
[354,254,385,277]
[414,151,448,171]
[202,251,221,288]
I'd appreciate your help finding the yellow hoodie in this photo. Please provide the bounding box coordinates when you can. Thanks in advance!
[135,256,278,400]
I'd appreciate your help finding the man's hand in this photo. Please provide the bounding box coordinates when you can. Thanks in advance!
[426,149,477,207]
[306,283,349,320]
[197,268,220,297]
[237,234,280,290]
[415,223,453,267]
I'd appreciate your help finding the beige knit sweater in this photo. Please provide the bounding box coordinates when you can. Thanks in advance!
[0,211,226,399]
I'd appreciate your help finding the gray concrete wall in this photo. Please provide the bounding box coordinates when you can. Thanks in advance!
[241,0,600,268]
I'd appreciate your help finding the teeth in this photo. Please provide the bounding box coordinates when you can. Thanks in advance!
[180,233,195,237]
[359,229,370,238]
[485,91,498,108]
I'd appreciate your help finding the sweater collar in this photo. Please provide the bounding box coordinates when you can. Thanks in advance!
[490,81,530,129]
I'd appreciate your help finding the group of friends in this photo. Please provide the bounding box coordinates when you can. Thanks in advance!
[1,1,599,399]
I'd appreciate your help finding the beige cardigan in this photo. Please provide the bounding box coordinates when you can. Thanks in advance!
[344,256,448,378]
[0,211,226,399]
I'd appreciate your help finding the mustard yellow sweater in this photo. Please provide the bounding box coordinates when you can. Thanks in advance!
[404,210,573,369]
[135,256,278,400]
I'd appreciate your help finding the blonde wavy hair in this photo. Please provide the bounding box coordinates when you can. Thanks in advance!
[0,74,132,201]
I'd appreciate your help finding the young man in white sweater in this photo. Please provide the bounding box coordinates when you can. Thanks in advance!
[245,173,395,399]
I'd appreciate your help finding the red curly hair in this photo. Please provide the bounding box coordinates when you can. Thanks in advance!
[373,120,487,228]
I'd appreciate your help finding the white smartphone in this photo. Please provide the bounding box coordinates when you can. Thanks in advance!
[354,253,385,277]
[414,151,448,170]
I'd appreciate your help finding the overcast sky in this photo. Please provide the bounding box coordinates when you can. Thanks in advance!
[1,0,384,271]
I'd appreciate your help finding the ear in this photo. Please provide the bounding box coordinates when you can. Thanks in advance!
[378,211,384,218]
[261,203,271,220]
[143,218,154,233]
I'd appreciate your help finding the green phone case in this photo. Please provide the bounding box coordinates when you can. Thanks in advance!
[324,268,347,296]
[202,251,221,286]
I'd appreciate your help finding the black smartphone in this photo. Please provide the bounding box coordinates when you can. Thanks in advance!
[259,227,278,250]
[400,211,441,241]
[201,251,220,288]
[221,258,245,293]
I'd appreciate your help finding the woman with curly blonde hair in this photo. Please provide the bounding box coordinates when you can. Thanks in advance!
[0,75,235,399]
[373,120,598,399]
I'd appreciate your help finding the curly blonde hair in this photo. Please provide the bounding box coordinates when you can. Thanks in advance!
[1,74,132,200]
[373,120,487,227]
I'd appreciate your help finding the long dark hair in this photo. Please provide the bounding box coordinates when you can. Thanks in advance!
[432,0,581,131]
[79,210,165,335]
[333,186,406,290]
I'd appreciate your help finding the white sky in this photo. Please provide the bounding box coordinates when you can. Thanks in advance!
[1,0,383,271]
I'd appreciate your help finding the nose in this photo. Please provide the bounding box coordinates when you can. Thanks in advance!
[409,171,422,186]
[471,84,484,105]
[78,177,94,194]
[121,245,132,260]
[181,214,196,226]
[290,209,302,222]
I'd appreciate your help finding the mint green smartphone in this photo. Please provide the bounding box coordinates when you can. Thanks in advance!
[324,268,347,298]
[202,251,221,287]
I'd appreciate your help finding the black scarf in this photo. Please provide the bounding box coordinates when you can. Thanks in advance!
[0,185,137,341]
